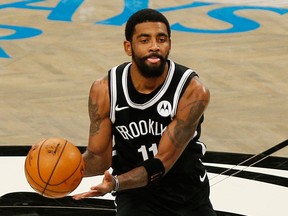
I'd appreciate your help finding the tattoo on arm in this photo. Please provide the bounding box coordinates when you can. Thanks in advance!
[89,96,102,135]
[167,100,207,148]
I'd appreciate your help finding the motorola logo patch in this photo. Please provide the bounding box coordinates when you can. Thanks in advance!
[157,100,172,117]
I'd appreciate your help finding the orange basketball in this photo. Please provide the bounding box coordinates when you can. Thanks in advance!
[24,138,85,198]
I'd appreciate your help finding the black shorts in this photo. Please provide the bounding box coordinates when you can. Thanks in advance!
[115,184,216,216]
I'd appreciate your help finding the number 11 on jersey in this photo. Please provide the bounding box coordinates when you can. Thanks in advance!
[138,144,158,161]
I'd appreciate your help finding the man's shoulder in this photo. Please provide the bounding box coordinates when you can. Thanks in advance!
[110,62,131,72]
[91,76,109,93]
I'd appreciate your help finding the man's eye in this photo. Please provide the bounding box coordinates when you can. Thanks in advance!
[158,37,167,42]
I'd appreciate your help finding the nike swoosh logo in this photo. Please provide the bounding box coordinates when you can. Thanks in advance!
[115,105,129,111]
[199,170,207,182]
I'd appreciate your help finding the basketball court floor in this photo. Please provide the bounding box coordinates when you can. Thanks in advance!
[0,0,287,215]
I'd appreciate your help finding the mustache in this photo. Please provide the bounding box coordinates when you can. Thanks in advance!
[143,53,164,60]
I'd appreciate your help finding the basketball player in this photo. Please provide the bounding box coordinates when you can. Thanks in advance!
[73,9,216,216]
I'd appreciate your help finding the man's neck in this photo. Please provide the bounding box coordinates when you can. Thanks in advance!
[129,63,169,94]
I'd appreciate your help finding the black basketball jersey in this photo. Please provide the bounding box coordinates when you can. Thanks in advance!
[108,59,207,183]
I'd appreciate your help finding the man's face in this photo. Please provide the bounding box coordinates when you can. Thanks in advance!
[125,22,171,78]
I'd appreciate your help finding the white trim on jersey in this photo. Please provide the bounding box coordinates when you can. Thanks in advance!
[109,60,194,123]
[196,140,207,156]
[171,69,194,118]
[109,65,118,123]
[122,60,175,110]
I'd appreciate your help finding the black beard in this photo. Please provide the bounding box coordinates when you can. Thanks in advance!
[132,51,168,78]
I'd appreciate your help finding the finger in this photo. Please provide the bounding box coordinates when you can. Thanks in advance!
[72,192,89,200]
[72,190,98,200]
[89,187,108,196]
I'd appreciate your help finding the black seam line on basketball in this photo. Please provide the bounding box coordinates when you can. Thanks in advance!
[43,152,82,187]
[25,164,45,193]
[210,139,288,187]
[25,151,37,189]
[61,151,83,192]
[55,147,83,188]
[43,147,83,191]
[42,140,68,196]
[36,139,48,195]
[24,155,43,190]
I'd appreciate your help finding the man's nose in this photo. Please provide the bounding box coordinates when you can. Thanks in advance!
[149,39,160,51]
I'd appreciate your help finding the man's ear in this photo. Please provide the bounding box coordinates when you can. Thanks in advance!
[124,40,132,56]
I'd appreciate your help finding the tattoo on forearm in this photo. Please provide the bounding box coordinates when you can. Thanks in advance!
[167,100,207,148]
[89,97,102,135]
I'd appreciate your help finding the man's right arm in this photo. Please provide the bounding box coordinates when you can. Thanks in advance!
[83,76,113,177]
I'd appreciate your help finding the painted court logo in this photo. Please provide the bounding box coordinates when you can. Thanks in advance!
[157,100,172,117]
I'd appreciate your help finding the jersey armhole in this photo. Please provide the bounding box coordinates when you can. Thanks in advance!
[171,70,197,118]
[109,66,118,123]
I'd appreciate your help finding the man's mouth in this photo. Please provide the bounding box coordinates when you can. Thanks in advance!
[146,54,162,64]
[147,57,161,63]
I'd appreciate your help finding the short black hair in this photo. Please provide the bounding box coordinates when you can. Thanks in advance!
[125,8,171,42]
